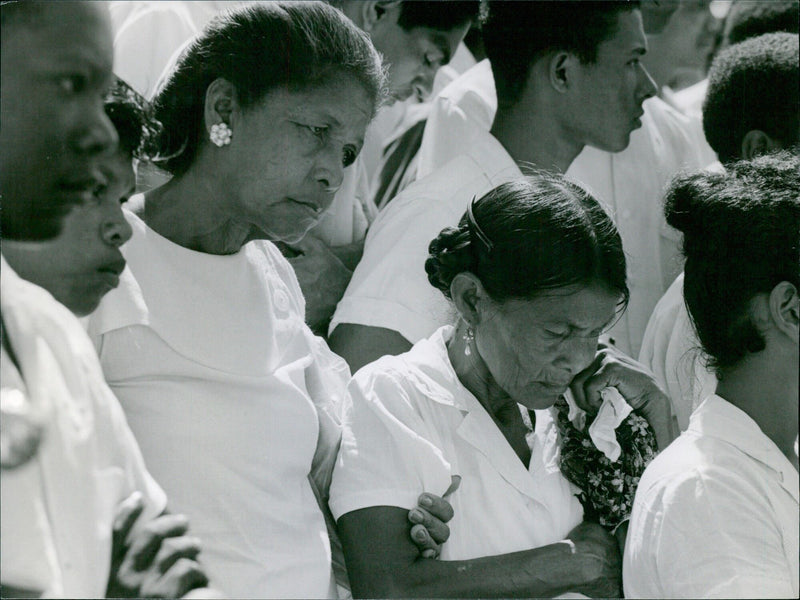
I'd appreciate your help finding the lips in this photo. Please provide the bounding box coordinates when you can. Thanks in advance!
[290,198,322,214]
[97,259,126,288]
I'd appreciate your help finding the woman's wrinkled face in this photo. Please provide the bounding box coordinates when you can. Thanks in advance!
[224,74,374,244]
[474,283,621,409]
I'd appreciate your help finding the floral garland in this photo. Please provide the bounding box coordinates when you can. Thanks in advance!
[554,397,657,530]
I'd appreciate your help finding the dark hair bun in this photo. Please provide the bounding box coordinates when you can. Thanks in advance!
[425,225,474,299]
[664,170,725,238]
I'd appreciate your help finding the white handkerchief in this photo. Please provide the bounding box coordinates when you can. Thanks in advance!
[588,387,633,462]
[563,387,633,462]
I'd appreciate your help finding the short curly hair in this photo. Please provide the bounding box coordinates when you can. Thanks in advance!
[664,151,800,373]
[703,32,799,163]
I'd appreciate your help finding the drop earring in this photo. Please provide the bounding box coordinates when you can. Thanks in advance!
[210,122,232,147]
[463,326,474,356]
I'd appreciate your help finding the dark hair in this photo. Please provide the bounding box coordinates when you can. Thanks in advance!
[396,1,481,31]
[723,0,799,46]
[152,1,385,175]
[482,0,640,107]
[0,0,47,29]
[703,32,799,164]
[426,175,629,308]
[664,152,800,374]
[104,77,160,160]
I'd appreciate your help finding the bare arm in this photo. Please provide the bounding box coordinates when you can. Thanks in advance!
[338,506,621,599]
[328,324,412,373]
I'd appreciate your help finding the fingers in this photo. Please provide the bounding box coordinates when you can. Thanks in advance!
[111,492,145,563]
[418,491,455,522]
[569,352,606,413]
[141,557,209,599]
[128,513,190,571]
[408,506,450,548]
[409,523,440,558]
[153,535,203,575]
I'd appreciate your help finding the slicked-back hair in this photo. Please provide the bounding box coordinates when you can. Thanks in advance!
[426,174,629,310]
[151,1,386,175]
[482,0,640,107]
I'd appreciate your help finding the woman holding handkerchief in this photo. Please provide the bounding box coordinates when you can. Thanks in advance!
[330,175,675,598]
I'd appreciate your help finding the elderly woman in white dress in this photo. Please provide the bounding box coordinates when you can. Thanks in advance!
[87,3,448,598]
[331,175,675,598]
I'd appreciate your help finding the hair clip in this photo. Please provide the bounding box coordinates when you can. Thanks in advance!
[466,196,493,252]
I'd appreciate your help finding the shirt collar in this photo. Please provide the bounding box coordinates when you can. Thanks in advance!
[689,394,799,501]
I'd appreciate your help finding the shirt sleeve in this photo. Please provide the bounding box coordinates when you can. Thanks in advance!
[329,194,457,343]
[329,367,453,521]
[642,468,796,598]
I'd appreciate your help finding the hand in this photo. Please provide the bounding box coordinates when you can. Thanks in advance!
[566,521,622,598]
[569,346,678,451]
[1,388,45,470]
[407,476,460,558]
[286,234,353,335]
[106,493,209,598]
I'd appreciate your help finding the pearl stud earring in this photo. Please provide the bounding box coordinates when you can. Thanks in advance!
[210,122,232,147]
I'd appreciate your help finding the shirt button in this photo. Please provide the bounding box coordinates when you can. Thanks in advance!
[273,289,290,313]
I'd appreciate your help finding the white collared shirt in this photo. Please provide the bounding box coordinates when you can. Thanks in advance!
[638,273,717,431]
[0,256,166,598]
[623,394,799,598]
[330,326,584,560]
[329,116,522,343]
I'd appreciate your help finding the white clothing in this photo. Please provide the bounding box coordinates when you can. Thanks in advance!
[0,256,166,598]
[330,326,584,561]
[668,77,709,120]
[638,273,716,431]
[371,60,714,356]
[110,2,224,98]
[88,207,349,598]
[623,394,799,598]
[311,159,375,247]
[329,121,521,343]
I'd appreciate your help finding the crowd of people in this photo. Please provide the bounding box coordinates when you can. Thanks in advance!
[0,1,797,599]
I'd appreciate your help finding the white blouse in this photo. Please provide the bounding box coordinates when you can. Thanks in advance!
[330,326,584,561]
[88,207,348,599]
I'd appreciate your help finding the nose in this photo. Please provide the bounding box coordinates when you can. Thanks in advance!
[74,100,119,157]
[101,206,133,248]
[313,145,345,196]
[552,336,598,377]
[637,63,658,103]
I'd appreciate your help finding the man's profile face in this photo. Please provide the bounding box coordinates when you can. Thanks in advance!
[0,1,118,240]
[562,9,658,154]
[368,3,471,102]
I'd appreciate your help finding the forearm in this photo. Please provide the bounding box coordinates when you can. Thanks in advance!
[339,508,604,599]
[358,541,591,598]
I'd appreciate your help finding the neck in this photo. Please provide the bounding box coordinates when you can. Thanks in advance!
[447,321,516,418]
[142,167,253,255]
[715,352,799,470]
[490,98,583,175]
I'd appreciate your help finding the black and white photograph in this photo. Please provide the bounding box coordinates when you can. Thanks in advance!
[1,1,798,598]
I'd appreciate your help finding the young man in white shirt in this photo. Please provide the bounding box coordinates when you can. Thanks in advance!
[329,0,658,371]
